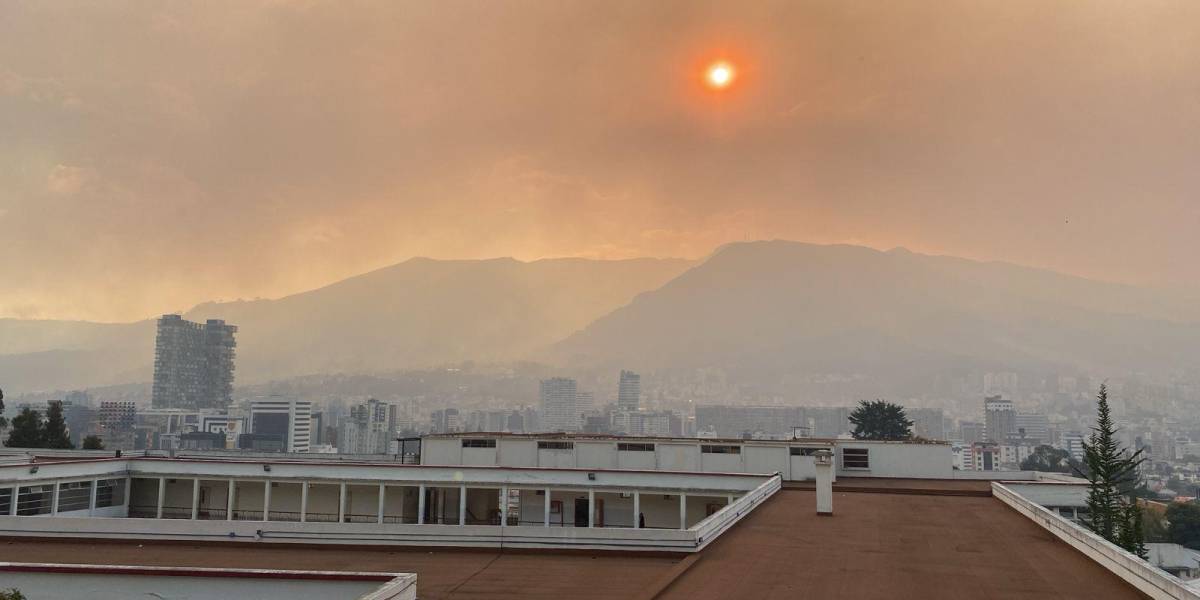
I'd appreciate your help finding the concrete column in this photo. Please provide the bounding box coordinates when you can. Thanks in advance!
[156,477,165,519]
[338,483,347,523]
[9,486,17,516]
[226,479,236,521]
[417,484,426,525]
[262,480,271,522]
[88,479,99,516]
[499,486,508,527]
[588,489,595,528]
[51,481,60,516]
[543,488,551,527]
[377,483,386,524]
[458,485,466,526]
[632,491,640,529]
[300,482,308,523]
[728,494,735,505]
[679,494,687,530]
[191,479,200,520]
[815,449,834,516]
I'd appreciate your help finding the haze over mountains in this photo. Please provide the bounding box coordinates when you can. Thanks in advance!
[0,257,692,393]
[555,242,1200,395]
[3,241,1199,395]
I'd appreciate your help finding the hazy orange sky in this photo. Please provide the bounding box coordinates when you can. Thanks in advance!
[2,1,1199,322]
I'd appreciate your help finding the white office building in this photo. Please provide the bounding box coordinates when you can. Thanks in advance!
[249,397,312,453]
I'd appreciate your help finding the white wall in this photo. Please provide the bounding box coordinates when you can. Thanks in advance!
[577,442,617,469]
[744,446,788,478]
[497,440,536,467]
[617,450,657,470]
[836,442,953,479]
[461,447,497,467]
[656,444,699,471]
[422,439,461,466]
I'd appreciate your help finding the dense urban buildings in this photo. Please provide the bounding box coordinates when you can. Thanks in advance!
[151,315,238,410]
[339,398,397,454]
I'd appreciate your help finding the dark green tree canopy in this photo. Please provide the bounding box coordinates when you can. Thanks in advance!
[1020,445,1076,473]
[4,408,43,448]
[1167,503,1200,550]
[82,435,105,450]
[42,401,74,449]
[848,400,912,441]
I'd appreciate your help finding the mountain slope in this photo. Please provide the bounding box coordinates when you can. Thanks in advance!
[552,241,1200,387]
[0,257,692,393]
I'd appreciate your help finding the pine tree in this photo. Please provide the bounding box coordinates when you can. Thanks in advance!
[848,400,913,441]
[4,408,44,448]
[1077,384,1146,557]
[0,387,7,428]
[42,401,74,449]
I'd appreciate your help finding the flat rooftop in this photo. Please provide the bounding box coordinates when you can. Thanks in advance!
[0,483,1145,599]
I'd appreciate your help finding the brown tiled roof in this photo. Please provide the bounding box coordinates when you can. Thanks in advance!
[0,485,1145,599]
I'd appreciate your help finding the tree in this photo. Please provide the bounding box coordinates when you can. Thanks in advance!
[82,435,105,450]
[42,400,74,449]
[848,400,912,441]
[0,589,27,600]
[1076,384,1146,558]
[1020,445,1074,473]
[0,387,7,428]
[1167,503,1200,549]
[4,408,44,448]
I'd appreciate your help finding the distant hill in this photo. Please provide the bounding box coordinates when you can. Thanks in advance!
[0,257,692,393]
[551,241,1200,389]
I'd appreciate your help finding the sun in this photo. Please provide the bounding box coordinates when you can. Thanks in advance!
[705,61,735,89]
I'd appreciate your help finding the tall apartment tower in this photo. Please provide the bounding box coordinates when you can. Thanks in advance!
[983,395,1016,443]
[248,396,312,453]
[539,377,578,432]
[617,370,641,412]
[151,315,237,410]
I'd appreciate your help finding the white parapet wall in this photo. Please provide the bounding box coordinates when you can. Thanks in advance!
[992,482,1199,600]
[422,434,954,481]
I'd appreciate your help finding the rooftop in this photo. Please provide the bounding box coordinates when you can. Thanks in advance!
[0,483,1147,599]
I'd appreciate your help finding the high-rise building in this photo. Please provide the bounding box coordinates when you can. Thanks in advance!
[908,408,946,440]
[983,395,1015,443]
[339,398,396,454]
[248,397,312,453]
[1014,412,1050,445]
[151,315,237,410]
[575,391,595,420]
[617,370,641,412]
[539,377,578,432]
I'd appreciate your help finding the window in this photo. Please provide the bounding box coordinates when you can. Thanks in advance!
[842,448,870,469]
[790,447,820,456]
[701,444,741,454]
[16,485,53,515]
[618,443,655,452]
[95,479,126,508]
[462,439,497,448]
[56,480,92,513]
[0,488,11,515]
[538,441,574,450]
